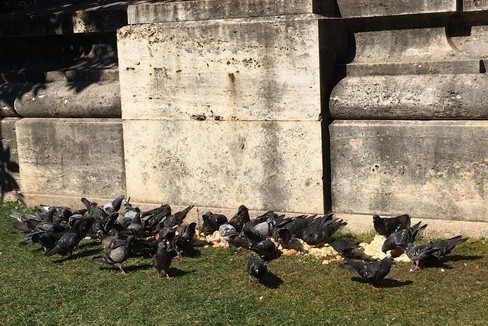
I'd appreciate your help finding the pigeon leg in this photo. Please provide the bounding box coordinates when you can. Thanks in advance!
[248,276,252,286]
[411,264,421,272]
[116,263,128,276]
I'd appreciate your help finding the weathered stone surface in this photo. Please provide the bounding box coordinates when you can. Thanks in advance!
[118,15,337,121]
[351,28,464,64]
[341,60,483,76]
[463,0,488,12]
[123,120,324,213]
[336,0,456,18]
[449,26,488,59]
[128,0,338,24]
[0,118,21,200]
[330,74,488,119]
[14,80,121,118]
[16,118,125,199]
[330,120,488,222]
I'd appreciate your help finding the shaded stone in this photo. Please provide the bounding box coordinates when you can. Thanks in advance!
[14,80,121,118]
[16,118,125,200]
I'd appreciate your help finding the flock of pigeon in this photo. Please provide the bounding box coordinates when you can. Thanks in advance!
[9,195,469,289]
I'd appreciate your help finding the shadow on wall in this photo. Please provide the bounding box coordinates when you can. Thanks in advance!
[0,126,21,201]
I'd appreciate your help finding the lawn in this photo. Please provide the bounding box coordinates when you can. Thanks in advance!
[1,201,487,325]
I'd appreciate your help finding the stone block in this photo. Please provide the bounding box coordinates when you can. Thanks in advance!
[330,120,488,222]
[14,80,121,118]
[118,15,337,121]
[123,120,324,213]
[336,0,456,18]
[16,118,125,202]
[463,0,488,12]
[329,74,488,119]
[128,0,338,24]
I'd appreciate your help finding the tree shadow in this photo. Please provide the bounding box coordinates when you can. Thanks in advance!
[259,271,284,289]
[0,140,22,201]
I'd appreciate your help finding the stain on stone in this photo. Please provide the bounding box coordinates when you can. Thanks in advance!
[259,122,286,210]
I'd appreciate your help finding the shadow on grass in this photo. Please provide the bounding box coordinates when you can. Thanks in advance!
[52,248,103,263]
[443,255,483,263]
[182,248,201,258]
[167,267,194,278]
[259,271,284,289]
[351,277,413,289]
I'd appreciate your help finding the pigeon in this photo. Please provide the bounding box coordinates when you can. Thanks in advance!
[163,205,194,228]
[249,238,280,262]
[91,235,135,275]
[218,223,239,246]
[406,235,468,271]
[202,211,228,235]
[153,241,178,280]
[430,235,468,259]
[171,223,197,257]
[243,211,283,237]
[373,214,411,237]
[331,237,361,257]
[246,256,267,285]
[339,256,395,290]
[300,215,347,246]
[228,205,250,233]
[405,243,439,271]
[102,194,125,213]
[382,221,427,254]
[45,220,82,257]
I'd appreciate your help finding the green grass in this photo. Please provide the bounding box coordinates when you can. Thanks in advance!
[1,201,488,325]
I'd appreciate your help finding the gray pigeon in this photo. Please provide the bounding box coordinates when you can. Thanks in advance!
[218,223,239,246]
[339,256,395,290]
[91,235,134,275]
[246,256,267,285]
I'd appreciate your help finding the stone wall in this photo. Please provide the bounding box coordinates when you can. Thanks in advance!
[1,0,487,237]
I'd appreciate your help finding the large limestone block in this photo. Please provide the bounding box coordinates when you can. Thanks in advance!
[336,0,456,18]
[118,15,334,121]
[329,74,488,119]
[123,120,324,213]
[128,0,338,23]
[16,118,125,202]
[330,120,488,222]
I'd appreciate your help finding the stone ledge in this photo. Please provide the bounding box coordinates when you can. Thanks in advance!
[329,74,488,119]
[341,60,484,76]
[128,0,338,24]
[463,0,488,12]
[14,80,121,118]
[336,0,456,18]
